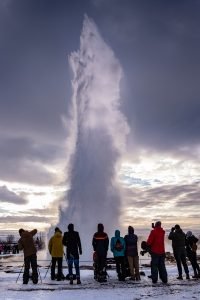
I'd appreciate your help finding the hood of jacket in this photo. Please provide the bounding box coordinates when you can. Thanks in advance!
[54,231,62,239]
[97,223,104,233]
[115,230,120,238]
[128,226,134,234]
[68,223,74,232]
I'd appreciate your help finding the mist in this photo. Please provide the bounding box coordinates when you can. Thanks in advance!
[58,15,129,259]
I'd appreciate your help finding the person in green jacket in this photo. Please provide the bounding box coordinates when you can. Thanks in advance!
[48,227,63,281]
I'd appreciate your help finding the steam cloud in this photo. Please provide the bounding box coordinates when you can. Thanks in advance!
[58,16,129,259]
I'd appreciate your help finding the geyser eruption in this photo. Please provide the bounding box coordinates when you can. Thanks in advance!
[59,16,129,259]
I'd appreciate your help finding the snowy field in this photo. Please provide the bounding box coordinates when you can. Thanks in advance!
[0,255,200,300]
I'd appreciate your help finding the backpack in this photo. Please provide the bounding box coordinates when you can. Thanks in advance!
[114,238,124,251]
[192,243,197,252]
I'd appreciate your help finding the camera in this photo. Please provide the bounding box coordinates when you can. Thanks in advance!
[171,227,175,231]
[152,223,155,228]
[140,250,147,256]
[140,241,151,256]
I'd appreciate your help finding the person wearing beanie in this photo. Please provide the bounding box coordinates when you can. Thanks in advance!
[18,228,38,284]
[62,224,82,284]
[48,227,63,281]
[147,221,168,284]
[185,231,200,278]
[168,224,190,280]
[124,226,140,281]
[92,223,109,282]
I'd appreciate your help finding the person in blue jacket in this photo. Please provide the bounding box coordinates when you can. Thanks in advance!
[111,229,126,281]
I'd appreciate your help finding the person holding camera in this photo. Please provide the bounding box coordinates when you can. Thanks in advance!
[168,224,190,280]
[18,228,38,284]
[146,221,168,284]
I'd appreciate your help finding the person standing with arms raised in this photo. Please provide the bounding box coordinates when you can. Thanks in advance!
[18,228,38,284]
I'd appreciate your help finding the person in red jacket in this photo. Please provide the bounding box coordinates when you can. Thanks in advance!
[147,221,168,284]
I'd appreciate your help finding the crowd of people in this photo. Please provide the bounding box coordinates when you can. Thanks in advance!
[17,222,199,285]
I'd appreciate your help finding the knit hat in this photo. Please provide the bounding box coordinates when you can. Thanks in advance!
[186,231,192,238]
[155,221,161,227]
[55,227,62,233]
[97,223,104,232]
[68,223,74,231]
[128,226,134,234]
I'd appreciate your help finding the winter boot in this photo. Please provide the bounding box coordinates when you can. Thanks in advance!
[77,278,81,284]
[186,273,190,280]
[69,276,73,285]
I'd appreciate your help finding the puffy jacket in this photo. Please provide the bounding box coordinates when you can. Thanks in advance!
[147,227,165,255]
[124,227,138,257]
[18,229,37,258]
[110,230,126,257]
[48,231,63,258]
[186,235,198,256]
[168,228,186,251]
[62,224,82,259]
[92,224,109,257]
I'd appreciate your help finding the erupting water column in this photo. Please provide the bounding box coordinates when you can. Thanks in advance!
[58,16,129,260]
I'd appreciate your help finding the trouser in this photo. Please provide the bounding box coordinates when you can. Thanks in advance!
[96,255,107,274]
[151,253,168,283]
[51,257,63,280]
[127,255,140,279]
[68,257,80,279]
[187,251,200,276]
[23,254,38,284]
[115,256,126,279]
[174,248,189,276]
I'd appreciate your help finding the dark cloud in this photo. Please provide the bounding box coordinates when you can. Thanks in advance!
[0,215,52,224]
[123,182,200,209]
[0,0,200,229]
[91,0,200,151]
[0,185,27,204]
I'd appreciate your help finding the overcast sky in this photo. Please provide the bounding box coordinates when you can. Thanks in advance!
[0,0,200,234]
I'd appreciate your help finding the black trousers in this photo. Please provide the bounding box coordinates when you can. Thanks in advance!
[187,251,200,276]
[115,256,126,279]
[174,249,189,276]
[96,255,107,273]
[23,253,38,284]
[51,257,63,279]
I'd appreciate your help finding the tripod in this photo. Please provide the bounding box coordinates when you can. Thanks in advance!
[16,263,42,283]
[43,261,52,280]
[16,263,24,283]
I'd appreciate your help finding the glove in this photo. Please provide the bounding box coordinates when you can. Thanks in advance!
[79,250,82,255]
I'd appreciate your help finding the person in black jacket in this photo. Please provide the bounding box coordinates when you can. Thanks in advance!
[168,224,190,280]
[62,223,82,284]
[185,231,200,278]
[92,223,109,282]
[124,226,140,281]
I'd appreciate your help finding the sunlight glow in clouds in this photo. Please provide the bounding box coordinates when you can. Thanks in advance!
[120,154,200,188]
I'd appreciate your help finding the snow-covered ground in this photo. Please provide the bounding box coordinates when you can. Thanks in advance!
[0,256,200,300]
